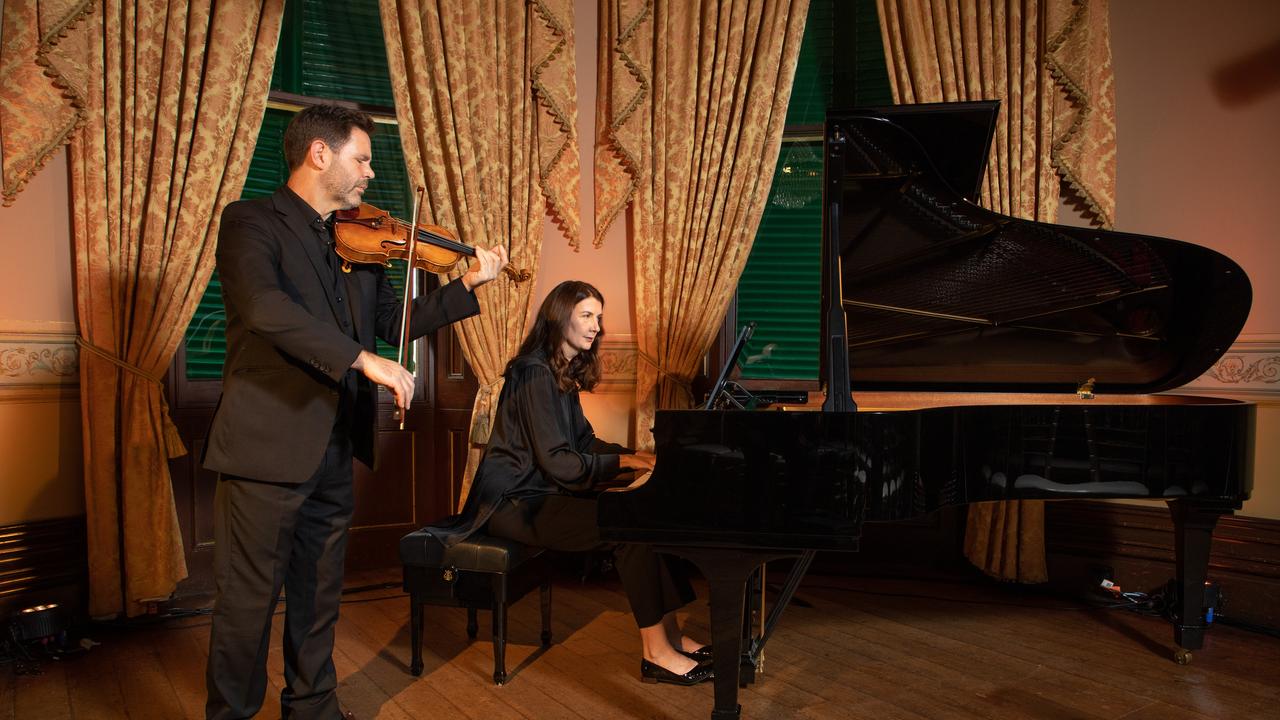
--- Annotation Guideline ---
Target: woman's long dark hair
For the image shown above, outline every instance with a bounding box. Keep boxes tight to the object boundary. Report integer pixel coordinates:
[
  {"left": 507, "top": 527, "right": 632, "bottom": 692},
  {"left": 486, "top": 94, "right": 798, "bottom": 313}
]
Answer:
[{"left": 511, "top": 280, "right": 605, "bottom": 392}]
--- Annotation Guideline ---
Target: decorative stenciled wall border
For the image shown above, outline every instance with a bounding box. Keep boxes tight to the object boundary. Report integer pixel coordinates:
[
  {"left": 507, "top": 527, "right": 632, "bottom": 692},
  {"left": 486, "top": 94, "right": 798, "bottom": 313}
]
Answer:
[
  {"left": 595, "top": 334, "right": 638, "bottom": 393},
  {"left": 0, "top": 330, "right": 79, "bottom": 399},
  {"left": 1184, "top": 333, "right": 1280, "bottom": 399},
  {"left": 1, "top": 328, "right": 1270, "bottom": 400},
  {"left": 1, "top": 329, "right": 635, "bottom": 397},
  {"left": 596, "top": 333, "right": 1280, "bottom": 399}
]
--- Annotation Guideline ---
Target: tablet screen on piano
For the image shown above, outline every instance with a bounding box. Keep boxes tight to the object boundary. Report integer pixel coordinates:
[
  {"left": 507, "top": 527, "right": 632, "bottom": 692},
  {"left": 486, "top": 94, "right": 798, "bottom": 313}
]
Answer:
[{"left": 704, "top": 322, "right": 755, "bottom": 410}]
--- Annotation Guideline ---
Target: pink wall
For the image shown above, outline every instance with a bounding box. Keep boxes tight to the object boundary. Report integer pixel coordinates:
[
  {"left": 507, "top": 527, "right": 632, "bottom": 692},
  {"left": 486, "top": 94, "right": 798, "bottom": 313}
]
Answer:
[
  {"left": 0, "top": 148, "right": 84, "bottom": 524},
  {"left": 1111, "top": 0, "right": 1280, "bottom": 335},
  {"left": 0, "top": 150, "right": 76, "bottom": 329}
]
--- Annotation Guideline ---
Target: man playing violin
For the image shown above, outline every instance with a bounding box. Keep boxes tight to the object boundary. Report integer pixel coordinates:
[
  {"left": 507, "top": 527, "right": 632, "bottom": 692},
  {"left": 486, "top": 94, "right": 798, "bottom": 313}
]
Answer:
[{"left": 203, "top": 103, "right": 508, "bottom": 720}]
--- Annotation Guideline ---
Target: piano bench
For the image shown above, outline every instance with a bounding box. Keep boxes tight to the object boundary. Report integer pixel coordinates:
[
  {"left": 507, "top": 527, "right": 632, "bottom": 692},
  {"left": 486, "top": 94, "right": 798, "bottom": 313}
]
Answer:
[{"left": 398, "top": 529, "right": 552, "bottom": 685}]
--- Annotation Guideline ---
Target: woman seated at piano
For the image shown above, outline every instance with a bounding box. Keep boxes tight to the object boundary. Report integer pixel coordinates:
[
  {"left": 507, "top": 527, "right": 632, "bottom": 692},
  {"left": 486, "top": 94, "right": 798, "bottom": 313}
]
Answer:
[{"left": 429, "top": 280, "right": 712, "bottom": 686}]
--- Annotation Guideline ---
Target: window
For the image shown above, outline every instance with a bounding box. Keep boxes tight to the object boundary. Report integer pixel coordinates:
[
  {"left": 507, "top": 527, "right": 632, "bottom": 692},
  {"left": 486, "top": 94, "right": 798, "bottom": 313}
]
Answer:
[
  {"left": 183, "top": 0, "right": 413, "bottom": 379},
  {"left": 733, "top": 0, "right": 892, "bottom": 381}
]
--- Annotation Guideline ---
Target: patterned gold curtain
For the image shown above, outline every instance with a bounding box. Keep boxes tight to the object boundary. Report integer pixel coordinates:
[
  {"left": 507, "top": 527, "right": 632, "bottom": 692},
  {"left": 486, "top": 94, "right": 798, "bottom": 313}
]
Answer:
[
  {"left": 69, "top": 0, "right": 283, "bottom": 617},
  {"left": 379, "top": 0, "right": 580, "bottom": 509},
  {"left": 876, "top": 0, "right": 1116, "bottom": 581},
  {"left": 596, "top": 0, "right": 810, "bottom": 448},
  {"left": 0, "top": 0, "right": 93, "bottom": 205}
]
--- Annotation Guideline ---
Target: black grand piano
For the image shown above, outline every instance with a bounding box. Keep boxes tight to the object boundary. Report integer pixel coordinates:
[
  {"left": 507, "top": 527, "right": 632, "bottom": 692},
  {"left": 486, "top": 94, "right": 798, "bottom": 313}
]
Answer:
[{"left": 597, "top": 102, "right": 1255, "bottom": 720}]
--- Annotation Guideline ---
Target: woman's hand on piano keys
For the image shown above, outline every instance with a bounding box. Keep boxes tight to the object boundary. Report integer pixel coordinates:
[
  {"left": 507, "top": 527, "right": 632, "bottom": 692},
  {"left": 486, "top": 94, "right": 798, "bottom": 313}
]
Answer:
[{"left": 619, "top": 451, "right": 656, "bottom": 472}]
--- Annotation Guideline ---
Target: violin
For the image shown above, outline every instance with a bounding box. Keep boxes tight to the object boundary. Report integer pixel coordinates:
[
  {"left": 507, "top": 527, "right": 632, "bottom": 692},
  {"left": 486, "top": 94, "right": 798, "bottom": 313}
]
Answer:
[
  {"left": 332, "top": 202, "right": 530, "bottom": 282},
  {"left": 333, "top": 195, "right": 527, "bottom": 429}
]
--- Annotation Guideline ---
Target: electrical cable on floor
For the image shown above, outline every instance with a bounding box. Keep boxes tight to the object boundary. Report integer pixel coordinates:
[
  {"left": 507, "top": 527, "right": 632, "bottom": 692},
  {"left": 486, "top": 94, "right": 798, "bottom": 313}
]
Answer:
[
  {"left": 783, "top": 581, "right": 1101, "bottom": 611},
  {"left": 1214, "top": 615, "right": 1280, "bottom": 640},
  {"left": 781, "top": 577, "right": 1280, "bottom": 639},
  {"left": 0, "top": 624, "right": 85, "bottom": 676},
  {"left": 340, "top": 581, "right": 401, "bottom": 595},
  {"left": 340, "top": 593, "right": 408, "bottom": 605}
]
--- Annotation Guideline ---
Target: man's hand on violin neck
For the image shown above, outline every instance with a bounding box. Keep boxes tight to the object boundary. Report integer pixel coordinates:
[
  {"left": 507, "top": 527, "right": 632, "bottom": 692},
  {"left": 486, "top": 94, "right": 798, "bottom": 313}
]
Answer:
[
  {"left": 461, "top": 245, "right": 510, "bottom": 292},
  {"left": 352, "top": 350, "right": 415, "bottom": 411}
]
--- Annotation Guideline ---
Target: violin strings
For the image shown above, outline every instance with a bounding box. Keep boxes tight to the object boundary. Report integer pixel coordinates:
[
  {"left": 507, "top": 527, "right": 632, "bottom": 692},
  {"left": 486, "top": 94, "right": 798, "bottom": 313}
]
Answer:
[{"left": 390, "top": 218, "right": 474, "bottom": 254}]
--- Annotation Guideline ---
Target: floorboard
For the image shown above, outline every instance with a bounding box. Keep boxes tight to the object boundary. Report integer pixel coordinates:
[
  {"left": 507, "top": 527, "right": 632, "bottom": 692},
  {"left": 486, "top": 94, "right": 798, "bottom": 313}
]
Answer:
[{"left": 3, "top": 571, "right": 1278, "bottom": 719}]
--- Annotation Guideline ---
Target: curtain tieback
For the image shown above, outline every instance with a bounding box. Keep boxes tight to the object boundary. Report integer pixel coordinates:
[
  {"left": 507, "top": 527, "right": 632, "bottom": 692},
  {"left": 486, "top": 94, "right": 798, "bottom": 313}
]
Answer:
[
  {"left": 469, "top": 376, "right": 506, "bottom": 445},
  {"left": 636, "top": 350, "right": 695, "bottom": 402},
  {"left": 75, "top": 338, "right": 188, "bottom": 459}
]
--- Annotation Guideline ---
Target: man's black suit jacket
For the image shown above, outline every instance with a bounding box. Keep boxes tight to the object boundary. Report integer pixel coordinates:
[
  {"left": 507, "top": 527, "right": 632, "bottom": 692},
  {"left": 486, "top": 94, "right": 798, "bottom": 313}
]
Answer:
[{"left": 203, "top": 187, "right": 480, "bottom": 484}]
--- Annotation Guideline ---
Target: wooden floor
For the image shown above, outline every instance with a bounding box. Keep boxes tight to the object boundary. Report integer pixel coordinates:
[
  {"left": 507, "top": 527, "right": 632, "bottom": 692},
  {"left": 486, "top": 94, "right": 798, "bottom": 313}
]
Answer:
[{"left": 3, "top": 570, "right": 1279, "bottom": 720}]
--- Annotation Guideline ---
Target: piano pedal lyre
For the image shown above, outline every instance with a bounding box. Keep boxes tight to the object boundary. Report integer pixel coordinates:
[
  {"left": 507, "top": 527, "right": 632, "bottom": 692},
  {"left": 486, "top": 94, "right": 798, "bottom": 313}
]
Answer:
[
  {"left": 757, "top": 564, "right": 766, "bottom": 675},
  {"left": 738, "top": 563, "right": 768, "bottom": 688}
]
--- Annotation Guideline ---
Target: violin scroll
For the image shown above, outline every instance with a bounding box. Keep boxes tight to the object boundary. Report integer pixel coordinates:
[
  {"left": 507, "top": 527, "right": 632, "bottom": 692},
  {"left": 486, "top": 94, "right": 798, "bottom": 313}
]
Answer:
[{"left": 504, "top": 266, "right": 532, "bottom": 283}]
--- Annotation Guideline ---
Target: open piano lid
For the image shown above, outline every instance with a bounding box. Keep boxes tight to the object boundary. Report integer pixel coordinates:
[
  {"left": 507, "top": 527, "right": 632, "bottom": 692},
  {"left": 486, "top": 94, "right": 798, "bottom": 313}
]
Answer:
[{"left": 823, "top": 102, "right": 1252, "bottom": 395}]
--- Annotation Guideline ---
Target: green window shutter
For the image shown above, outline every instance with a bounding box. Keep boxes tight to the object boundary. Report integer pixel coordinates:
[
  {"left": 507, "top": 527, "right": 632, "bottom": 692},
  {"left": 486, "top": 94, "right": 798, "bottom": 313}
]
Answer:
[
  {"left": 184, "top": 0, "right": 413, "bottom": 380},
  {"left": 736, "top": 141, "right": 824, "bottom": 380},
  {"left": 783, "top": 0, "right": 834, "bottom": 126},
  {"left": 184, "top": 272, "right": 229, "bottom": 380},
  {"left": 736, "top": 0, "right": 892, "bottom": 381},
  {"left": 271, "top": 0, "right": 396, "bottom": 108},
  {"left": 241, "top": 108, "right": 293, "bottom": 199},
  {"left": 836, "top": 0, "right": 894, "bottom": 108}
]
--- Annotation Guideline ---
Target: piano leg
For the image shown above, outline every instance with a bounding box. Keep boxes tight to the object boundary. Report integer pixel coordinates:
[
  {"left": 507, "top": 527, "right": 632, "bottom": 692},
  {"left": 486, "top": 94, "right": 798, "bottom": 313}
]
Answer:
[
  {"left": 1167, "top": 499, "right": 1238, "bottom": 662},
  {"left": 657, "top": 546, "right": 799, "bottom": 720}
]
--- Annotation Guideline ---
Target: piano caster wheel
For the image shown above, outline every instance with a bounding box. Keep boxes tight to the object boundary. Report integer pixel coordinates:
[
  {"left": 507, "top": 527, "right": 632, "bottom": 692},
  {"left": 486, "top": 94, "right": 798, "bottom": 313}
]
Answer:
[{"left": 1174, "top": 649, "right": 1193, "bottom": 665}]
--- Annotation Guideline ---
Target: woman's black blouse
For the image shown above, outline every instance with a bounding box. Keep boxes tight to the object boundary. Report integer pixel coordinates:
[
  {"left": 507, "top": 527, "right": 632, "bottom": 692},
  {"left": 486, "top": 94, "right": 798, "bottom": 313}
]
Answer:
[{"left": 427, "top": 349, "right": 626, "bottom": 547}]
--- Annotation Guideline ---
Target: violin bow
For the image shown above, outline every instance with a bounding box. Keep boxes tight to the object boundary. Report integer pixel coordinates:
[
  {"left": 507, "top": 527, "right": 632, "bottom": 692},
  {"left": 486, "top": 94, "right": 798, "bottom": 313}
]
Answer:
[{"left": 395, "top": 185, "right": 426, "bottom": 429}]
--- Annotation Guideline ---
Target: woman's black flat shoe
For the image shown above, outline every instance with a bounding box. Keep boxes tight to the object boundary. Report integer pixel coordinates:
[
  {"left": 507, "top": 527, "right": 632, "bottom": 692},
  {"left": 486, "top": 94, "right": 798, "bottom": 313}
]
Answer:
[
  {"left": 640, "top": 658, "right": 713, "bottom": 686},
  {"left": 680, "top": 646, "right": 713, "bottom": 662}
]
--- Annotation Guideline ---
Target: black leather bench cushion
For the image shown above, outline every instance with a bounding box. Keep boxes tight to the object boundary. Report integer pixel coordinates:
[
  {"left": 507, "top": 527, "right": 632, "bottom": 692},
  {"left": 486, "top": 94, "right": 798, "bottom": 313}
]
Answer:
[{"left": 400, "top": 528, "right": 543, "bottom": 574}]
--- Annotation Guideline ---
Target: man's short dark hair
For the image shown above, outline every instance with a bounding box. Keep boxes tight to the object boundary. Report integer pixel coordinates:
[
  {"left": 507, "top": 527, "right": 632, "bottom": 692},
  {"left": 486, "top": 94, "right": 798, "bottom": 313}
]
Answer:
[{"left": 282, "top": 103, "right": 376, "bottom": 171}]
